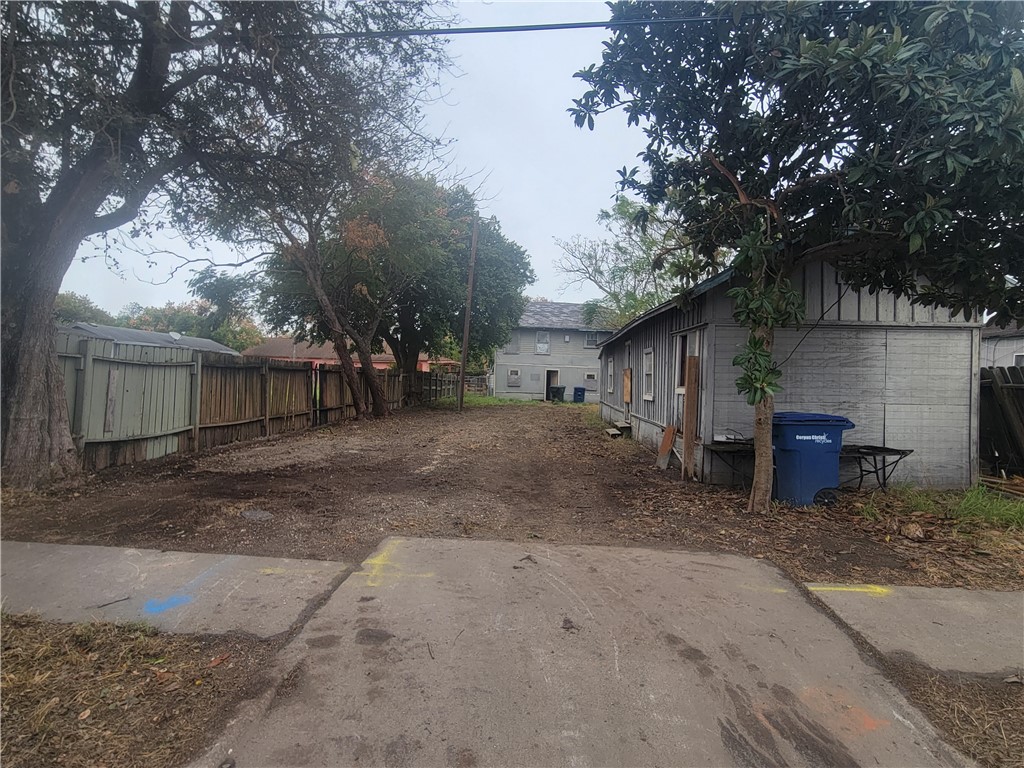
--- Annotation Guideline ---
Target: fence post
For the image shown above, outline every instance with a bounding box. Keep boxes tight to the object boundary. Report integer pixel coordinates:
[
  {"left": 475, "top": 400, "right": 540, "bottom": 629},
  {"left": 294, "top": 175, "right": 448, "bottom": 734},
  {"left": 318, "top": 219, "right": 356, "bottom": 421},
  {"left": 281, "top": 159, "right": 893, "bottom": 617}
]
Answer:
[
  {"left": 307, "top": 362, "right": 315, "bottom": 428},
  {"left": 71, "top": 337, "right": 94, "bottom": 453},
  {"left": 190, "top": 350, "right": 202, "bottom": 451},
  {"left": 261, "top": 359, "right": 270, "bottom": 436}
]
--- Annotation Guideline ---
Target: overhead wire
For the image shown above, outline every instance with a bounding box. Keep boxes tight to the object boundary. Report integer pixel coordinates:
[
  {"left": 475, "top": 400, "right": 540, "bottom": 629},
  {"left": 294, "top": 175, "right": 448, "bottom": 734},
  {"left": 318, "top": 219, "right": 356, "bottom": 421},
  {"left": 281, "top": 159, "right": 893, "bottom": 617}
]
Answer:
[{"left": 20, "top": 15, "right": 726, "bottom": 48}]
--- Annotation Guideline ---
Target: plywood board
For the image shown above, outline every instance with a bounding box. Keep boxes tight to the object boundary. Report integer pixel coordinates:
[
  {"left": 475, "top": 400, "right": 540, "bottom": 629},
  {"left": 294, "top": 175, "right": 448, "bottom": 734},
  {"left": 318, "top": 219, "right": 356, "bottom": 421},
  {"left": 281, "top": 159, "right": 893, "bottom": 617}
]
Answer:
[
  {"left": 656, "top": 425, "right": 677, "bottom": 470},
  {"left": 623, "top": 368, "right": 632, "bottom": 404}
]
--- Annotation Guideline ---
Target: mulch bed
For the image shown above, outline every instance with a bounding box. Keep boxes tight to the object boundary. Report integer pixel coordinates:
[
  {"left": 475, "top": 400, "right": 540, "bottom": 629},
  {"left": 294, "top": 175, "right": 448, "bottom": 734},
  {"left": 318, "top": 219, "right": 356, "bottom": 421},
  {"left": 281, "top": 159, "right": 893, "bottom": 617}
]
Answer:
[
  {"left": 887, "top": 655, "right": 1024, "bottom": 768},
  {"left": 1, "top": 614, "right": 272, "bottom": 768}
]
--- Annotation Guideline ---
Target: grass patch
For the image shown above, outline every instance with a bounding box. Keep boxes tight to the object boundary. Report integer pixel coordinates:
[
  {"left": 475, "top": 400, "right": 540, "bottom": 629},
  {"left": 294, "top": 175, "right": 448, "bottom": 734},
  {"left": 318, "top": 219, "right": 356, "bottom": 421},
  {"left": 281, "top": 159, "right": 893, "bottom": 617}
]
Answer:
[
  {"left": 952, "top": 485, "right": 1024, "bottom": 529},
  {"left": 1, "top": 613, "right": 268, "bottom": 768},
  {"left": 887, "top": 484, "right": 1024, "bottom": 530},
  {"left": 430, "top": 393, "right": 556, "bottom": 410}
]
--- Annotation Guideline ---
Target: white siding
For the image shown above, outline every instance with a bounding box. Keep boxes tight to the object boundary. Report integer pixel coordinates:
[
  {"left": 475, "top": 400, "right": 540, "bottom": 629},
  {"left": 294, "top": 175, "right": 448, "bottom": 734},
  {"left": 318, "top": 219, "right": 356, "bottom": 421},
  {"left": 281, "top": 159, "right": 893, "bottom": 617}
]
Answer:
[{"left": 710, "top": 325, "right": 976, "bottom": 487}]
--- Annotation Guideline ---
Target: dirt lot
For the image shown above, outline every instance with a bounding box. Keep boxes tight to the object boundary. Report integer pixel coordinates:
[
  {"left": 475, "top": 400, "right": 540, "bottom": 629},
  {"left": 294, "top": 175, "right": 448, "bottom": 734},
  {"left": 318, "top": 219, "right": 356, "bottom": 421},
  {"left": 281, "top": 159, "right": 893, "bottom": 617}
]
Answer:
[
  {"left": 3, "top": 402, "right": 1023, "bottom": 767},
  {"left": 4, "top": 402, "right": 1022, "bottom": 590}
]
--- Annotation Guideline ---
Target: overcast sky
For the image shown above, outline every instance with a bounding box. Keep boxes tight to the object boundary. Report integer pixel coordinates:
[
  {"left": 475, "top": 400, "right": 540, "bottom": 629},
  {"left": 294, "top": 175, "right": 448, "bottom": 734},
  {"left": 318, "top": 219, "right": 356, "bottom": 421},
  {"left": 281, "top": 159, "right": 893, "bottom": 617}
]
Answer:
[{"left": 60, "top": 0, "right": 647, "bottom": 316}]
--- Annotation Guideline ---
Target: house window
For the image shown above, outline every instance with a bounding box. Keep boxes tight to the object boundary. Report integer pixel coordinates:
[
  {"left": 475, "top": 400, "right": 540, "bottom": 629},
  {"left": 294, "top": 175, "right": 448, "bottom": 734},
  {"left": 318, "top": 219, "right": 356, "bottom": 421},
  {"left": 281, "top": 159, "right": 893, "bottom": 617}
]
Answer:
[
  {"left": 676, "top": 335, "right": 689, "bottom": 391},
  {"left": 507, "top": 368, "right": 521, "bottom": 387},
  {"left": 502, "top": 332, "right": 519, "bottom": 354},
  {"left": 607, "top": 357, "right": 615, "bottom": 393},
  {"left": 584, "top": 331, "right": 600, "bottom": 348},
  {"left": 642, "top": 348, "right": 654, "bottom": 401},
  {"left": 1015, "top": 353, "right": 1024, "bottom": 367},
  {"left": 585, "top": 371, "right": 598, "bottom": 391},
  {"left": 536, "top": 331, "right": 550, "bottom": 354}
]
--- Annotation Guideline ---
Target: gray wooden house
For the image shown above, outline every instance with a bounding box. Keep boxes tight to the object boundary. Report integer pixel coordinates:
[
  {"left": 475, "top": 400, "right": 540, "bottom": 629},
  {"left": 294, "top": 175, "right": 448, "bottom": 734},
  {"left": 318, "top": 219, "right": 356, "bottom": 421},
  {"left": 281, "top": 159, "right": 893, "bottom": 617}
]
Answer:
[
  {"left": 492, "top": 301, "right": 615, "bottom": 402},
  {"left": 598, "top": 265, "right": 981, "bottom": 489}
]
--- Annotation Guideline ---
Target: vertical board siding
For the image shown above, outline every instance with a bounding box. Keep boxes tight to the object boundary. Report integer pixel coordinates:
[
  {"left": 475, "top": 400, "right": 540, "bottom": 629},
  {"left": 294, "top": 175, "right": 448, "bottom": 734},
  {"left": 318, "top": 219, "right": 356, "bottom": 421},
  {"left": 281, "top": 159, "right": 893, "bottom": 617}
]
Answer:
[
  {"left": 56, "top": 329, "right": 458, "bottom": 472},
  {"left": 598, "top": 296, "right": 707, "bottom": 436}
]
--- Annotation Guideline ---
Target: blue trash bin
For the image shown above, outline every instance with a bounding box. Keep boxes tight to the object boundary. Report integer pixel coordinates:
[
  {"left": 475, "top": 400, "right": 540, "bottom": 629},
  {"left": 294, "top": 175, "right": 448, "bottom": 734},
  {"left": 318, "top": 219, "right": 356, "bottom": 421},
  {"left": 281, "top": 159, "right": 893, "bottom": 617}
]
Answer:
[
  {"left": 772, "top": 412, "right": 854, "bottom": 506},
  {"left": 572, "top": 386, "right": 586, "bottom": 403}
]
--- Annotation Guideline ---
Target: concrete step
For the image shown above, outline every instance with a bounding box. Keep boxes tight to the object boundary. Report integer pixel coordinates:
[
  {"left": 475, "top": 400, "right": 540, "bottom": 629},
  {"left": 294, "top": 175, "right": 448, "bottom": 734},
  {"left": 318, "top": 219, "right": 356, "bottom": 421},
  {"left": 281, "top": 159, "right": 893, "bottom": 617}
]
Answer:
[
  {"left": 605, "top": 428, "right": 622, "bottom": 438},
  {"left": 613, "top": 421, "right": 632, "bottom": 433}
]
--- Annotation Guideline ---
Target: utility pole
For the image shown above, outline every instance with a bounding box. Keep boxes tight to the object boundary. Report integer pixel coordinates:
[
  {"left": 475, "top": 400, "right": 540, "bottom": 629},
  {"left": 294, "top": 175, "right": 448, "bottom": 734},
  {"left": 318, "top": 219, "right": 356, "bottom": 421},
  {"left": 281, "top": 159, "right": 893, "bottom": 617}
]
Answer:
[{"left": 458, "top": 217, "right": 479, "bottom": 412}]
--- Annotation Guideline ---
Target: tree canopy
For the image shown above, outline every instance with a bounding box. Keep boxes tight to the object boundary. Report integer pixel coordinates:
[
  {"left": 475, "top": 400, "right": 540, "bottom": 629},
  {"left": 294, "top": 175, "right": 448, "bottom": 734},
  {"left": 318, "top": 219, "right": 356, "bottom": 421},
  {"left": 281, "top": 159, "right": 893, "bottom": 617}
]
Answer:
[
  {"left": 554, "top": 195, "right": 684, "bottom": 327},
  {"left": 53, "top": 292, "right": 116, "bottom": 326},
  {"left": 260, "top": 174, "right": 534, "bottom": 393},
  {"left": 573, "top": 1, "right": 1024, "bottom": 322}
]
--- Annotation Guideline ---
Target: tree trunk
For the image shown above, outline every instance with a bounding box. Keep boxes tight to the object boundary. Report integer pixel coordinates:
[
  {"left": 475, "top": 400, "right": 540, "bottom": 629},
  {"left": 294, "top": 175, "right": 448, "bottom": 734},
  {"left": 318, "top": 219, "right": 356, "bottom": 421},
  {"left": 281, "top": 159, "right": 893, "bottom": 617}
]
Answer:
[
  {"left": 747, "top": 328, "right": 776, "bottom": 513},
  {"left": 353, "top": 343, "right": 389, "bottom": 418},
  {"left": 748, "top": 394, "right": 776, "bottom": 513},
  {"left": 400, "top": 350, "right": 422, "bottom": 406},
  {"left": 1, "top": 242, "right": 83, "bottom": 488},
  {"left": 328, "top": 334, "right": 366, "bottom": 419}
]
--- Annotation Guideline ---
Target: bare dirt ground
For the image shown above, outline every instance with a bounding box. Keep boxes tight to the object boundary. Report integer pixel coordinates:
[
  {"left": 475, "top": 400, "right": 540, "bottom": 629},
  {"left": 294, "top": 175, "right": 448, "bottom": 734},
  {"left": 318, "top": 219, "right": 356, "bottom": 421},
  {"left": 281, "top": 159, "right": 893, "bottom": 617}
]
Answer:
[
  {"left": 3, "top": 402, "right": 1023, "bottom": 767},
  {"left": 4, "top": 402, "right": 1022, "bottom": 590}
]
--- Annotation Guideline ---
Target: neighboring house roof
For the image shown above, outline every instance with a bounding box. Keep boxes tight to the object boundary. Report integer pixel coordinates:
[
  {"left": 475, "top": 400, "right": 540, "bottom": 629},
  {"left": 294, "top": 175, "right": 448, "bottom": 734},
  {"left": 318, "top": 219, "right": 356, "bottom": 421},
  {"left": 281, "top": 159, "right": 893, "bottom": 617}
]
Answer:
[
  {"left": 598, "top": 268, "right": 736, "bottom": 349},
  {"left": 243, "top": 336, "right": 459, "bottom": 368},
  {"left": 982, "top": 323, "right": 1024, "bottom": 340},
  {"left": 243, "top": 337, "right": 339, "bottom": 360},
  {"left": 518, "top": 301, "right": 617, "bottom": 332},
  {"left": 62, "top": 322, "right": 240, "bottom": 355}
]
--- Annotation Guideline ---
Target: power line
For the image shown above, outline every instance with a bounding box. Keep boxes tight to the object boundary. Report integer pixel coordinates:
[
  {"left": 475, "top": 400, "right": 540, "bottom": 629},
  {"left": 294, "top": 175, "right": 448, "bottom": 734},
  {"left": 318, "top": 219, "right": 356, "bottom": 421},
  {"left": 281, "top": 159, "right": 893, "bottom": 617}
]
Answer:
[{"left": 20, "top": 15, "right": 723, "bottom": 48}]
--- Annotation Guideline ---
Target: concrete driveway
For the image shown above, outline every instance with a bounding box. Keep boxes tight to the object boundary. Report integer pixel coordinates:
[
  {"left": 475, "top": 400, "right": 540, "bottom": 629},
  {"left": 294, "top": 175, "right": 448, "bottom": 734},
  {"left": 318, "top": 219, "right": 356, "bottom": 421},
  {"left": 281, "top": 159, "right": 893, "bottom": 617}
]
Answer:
[{"left": 196, "top": 538, "right": 968, "bottom": 768}]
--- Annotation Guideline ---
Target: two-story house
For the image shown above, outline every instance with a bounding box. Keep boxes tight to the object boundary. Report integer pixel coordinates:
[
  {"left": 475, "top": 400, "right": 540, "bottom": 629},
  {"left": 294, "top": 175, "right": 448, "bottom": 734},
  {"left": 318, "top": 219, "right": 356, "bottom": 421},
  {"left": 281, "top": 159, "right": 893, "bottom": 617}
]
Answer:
[{"left": 492, "top": 301, "right": 616, "bottom": 402}]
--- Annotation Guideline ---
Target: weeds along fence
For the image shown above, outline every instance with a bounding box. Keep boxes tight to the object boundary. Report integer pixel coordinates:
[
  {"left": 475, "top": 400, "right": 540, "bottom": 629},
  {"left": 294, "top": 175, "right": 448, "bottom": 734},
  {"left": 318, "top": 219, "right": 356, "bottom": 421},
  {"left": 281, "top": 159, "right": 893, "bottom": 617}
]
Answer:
[{"left": 56, "top": 329, "right": 459, "bottom": 471}]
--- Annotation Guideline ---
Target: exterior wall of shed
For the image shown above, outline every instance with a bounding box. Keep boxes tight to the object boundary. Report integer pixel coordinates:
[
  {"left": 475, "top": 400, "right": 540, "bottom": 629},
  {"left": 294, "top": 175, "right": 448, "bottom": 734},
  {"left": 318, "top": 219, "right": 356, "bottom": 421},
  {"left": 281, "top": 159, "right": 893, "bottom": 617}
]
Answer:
[
  {"left": 703, "top": 262, "right": 979, "bottom": 489},
  {"left": 600, "top": 262, "right": 980, "bottom": 490},
  {"left": 981, "top": 337, "right": 1024, "bottom": 367},
  {"left": 494, "top": 328, "right": 607, "bottom": 401},
  {"left": 599, "top": 297, "right": 707, "bottom": 468}
]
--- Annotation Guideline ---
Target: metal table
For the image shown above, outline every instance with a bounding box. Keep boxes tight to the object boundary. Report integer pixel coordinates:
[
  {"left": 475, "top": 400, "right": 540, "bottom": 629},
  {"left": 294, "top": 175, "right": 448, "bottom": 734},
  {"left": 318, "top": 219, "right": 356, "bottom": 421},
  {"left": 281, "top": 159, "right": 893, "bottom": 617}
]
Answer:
[{"left": 703, "top": 441, "right": 913, "bottom": 491}]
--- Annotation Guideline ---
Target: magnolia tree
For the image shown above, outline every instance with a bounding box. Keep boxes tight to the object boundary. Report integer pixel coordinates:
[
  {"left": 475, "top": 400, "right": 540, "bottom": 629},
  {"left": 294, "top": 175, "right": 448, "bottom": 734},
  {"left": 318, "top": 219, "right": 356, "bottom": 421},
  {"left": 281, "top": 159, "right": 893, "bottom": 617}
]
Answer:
[
  {"left": 1, "top": 1, "right": 448, "bottom": 486},
  {"left": 573, "top": 0, "right": 1024, "bottom": 511}
]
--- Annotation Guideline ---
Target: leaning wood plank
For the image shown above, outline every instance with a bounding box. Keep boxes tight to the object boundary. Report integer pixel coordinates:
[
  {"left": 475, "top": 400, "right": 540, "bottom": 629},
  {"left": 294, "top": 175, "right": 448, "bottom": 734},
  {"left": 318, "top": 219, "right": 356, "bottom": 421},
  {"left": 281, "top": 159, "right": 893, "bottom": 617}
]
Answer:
[
  {"left": 681, "top": 356, "right": 701, "bottom": 480},
  {"left": 656, "top": 425, "right": 677, "bottom": 470}
]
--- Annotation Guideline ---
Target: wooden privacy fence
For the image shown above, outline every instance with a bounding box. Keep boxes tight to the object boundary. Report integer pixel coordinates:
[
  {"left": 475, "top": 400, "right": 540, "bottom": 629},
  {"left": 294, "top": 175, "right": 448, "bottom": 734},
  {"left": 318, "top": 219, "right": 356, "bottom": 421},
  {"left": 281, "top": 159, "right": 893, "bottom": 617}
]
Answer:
[
  {"left": 979, "top": 366, "right": 1024, "bottom": 477},
  {"left": 56, "top": 329, "right": 459, "bottom": 471}
]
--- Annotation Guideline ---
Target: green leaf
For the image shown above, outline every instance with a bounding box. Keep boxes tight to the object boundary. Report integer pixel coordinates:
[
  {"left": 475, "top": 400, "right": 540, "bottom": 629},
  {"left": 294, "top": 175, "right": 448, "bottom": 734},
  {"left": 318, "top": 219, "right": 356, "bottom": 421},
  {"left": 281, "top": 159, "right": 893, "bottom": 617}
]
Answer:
[
  {"left": 1011, "top": 68, "right": 1024, "bottom": 103},
  {"left": 909, "top": 233, "right": 923, "bottom": 254}
]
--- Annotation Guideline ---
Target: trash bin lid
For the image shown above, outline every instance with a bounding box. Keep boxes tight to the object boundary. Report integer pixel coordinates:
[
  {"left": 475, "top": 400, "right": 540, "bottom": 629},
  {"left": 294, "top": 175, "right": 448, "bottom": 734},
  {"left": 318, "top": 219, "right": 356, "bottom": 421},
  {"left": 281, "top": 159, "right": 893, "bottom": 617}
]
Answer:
[{"left": 773, "top": 411, "right": 854, "bottom": 428}]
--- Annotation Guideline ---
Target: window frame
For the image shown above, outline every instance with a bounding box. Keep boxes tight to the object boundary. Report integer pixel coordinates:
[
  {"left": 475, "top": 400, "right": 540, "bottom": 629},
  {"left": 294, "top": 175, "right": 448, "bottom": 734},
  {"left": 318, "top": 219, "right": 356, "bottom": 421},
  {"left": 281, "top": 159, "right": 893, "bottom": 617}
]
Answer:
[
  {"left": 535, "top": 330, "right": 550, "bottom": 355},
  {"left": 607, "top": 357, "right": 615, "bottom": 394},
  {"left": 584, "top": 331, "right": 600, "bottom": 349},
  {"left": 642, "top": 347, "right": 655, "bottom": 401},
  {"left": 1014, "top": 353, "right": 1024, "bottom": 367},
  {"left": 675, "top": 335, "right": 689, "bottom": 393},
  {"left": 506, "top": 367, "right": 521, "bottom": 387}
]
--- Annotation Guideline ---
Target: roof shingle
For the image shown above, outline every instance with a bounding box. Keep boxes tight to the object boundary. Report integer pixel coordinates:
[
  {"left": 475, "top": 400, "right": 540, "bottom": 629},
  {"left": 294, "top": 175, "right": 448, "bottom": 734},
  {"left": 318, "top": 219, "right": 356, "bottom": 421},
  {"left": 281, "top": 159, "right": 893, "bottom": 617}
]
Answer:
[{"left": 518, "top": 301, "right": 616, "bottom": 331}]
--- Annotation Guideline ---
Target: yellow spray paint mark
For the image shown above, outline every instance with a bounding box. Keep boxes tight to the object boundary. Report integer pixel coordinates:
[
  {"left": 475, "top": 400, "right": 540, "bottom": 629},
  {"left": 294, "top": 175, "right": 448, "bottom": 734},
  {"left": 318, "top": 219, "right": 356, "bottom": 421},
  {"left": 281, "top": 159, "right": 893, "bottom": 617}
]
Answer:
[
  {"left": 809, "top": 584, "right": 892, "bottom": 597},
  {"left": 353, "top": 541, "right": 434, "bottom": 587},
  {"left": 259, "top": 567, "right": 286, "bottom": 575}
]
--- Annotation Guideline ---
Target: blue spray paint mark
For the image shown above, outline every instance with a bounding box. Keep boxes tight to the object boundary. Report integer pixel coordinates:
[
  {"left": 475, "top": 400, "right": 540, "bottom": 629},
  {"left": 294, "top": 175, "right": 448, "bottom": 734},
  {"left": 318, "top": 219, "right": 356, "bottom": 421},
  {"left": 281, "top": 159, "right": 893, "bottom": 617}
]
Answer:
[
  {"left": 144, "top": 594, "right": 193, "bottom": 614},
  {"left": 140, "top": 555, "right": 240, "bottom": 616}
]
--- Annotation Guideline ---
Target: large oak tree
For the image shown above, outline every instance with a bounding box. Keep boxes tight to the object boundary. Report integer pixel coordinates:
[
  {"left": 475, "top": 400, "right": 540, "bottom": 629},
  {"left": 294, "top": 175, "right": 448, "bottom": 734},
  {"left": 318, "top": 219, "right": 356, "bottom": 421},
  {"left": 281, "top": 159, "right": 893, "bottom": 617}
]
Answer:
[{"left": 1, "top": 1, "right": 447, "bottom": 486}]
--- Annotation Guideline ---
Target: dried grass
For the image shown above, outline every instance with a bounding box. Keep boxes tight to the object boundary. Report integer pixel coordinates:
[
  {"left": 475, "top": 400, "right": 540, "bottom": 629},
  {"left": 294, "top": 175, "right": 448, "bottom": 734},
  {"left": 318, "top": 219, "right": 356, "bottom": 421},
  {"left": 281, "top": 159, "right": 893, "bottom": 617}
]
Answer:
[{"left": 1, "top": 613, "right": 270, "bottom": 768}]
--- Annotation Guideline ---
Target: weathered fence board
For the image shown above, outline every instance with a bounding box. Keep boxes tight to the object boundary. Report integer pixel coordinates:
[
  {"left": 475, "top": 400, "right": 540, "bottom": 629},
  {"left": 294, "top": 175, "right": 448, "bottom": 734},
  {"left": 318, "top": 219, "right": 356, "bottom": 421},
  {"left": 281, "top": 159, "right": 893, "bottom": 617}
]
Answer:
[
  {"left": 980, "top": 366, "right": 1024, "bottom": 477},
  {"left": 55, "top": 329, "right": 459, "bottom": 471}
]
